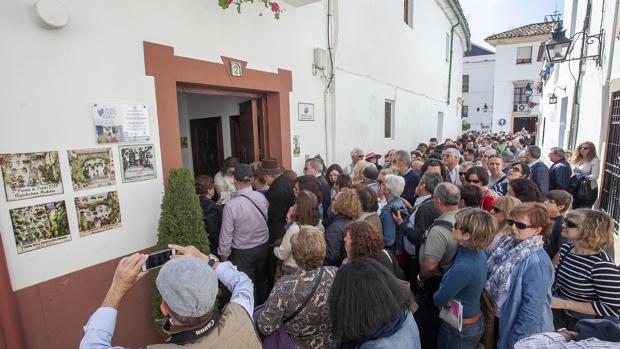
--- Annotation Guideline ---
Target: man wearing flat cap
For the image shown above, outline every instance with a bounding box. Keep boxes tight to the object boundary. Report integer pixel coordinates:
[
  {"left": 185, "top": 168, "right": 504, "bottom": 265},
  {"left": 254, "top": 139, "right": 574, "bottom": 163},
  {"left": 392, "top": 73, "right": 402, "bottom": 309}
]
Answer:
[
  {"left": 80, "top": 244, "right": 261, "bottom": 348},
  {"left": 218, "top": 163, "right": 270, "bottom": 305}
]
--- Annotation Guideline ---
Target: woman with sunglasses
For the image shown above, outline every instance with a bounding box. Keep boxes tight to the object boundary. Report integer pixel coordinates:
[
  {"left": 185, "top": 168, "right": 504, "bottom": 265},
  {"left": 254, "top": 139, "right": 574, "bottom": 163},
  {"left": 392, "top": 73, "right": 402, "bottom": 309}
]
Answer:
[
  {"left": 486, "top": 196, "right": 522, "bottom": 254},
  {"left": 433, "top": 208, "right": 496, "bottom": 349},
  {"left": 486, "top": 202, "right": 554, "bottom": 349},
  {"left": 552, "top": 209, "right": 620, "bottom": 330},
  {"left": 571, "top": 141, "right": 600, "bottom": 208},
  {"left": 491, "top": 162, "right": 530, "bottom": 196},
  {"left": 464, "top": 166, "right": 495, "bottom": 212}
]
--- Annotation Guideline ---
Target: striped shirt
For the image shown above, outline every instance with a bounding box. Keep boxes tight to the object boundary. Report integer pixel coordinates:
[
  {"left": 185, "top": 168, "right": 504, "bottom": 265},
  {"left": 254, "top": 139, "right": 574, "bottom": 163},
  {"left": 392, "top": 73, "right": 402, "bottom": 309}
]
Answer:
[{"left": 555, "top": 243, "right": 620, "bottom": 317}]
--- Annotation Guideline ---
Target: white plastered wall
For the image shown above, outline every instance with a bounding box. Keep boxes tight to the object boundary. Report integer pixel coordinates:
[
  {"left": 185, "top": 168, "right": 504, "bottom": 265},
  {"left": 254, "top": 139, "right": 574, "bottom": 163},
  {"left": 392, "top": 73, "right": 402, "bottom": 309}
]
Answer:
[{"left": 0, "top": 0, "right": 328, "bottom": 290}]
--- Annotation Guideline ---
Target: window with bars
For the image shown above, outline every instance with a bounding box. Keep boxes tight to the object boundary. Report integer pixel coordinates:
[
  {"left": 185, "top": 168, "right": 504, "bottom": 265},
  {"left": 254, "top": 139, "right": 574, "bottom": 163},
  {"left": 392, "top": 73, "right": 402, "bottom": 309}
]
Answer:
[
  {"left": 385, "top": 100, "right": 395, "bottom": 139},
  {"left": 462, "top": 75, "right": 469, "bottom": 92},
  {"left": 600, "top": 91, "right": 620, "bottom": 232},
  {"left": 516, "top": 46, "right": 532, "bottom": 64},
  {"left": 513, "top": 85, "right": 530, "bottom": 111}
]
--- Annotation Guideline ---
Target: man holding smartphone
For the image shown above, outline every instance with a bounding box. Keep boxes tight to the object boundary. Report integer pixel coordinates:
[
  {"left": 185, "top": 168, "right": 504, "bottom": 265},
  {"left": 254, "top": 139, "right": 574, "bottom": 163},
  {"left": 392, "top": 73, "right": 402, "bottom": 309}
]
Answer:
[{"left": 79, "top": 244, "right": 261, "bottom": 348}]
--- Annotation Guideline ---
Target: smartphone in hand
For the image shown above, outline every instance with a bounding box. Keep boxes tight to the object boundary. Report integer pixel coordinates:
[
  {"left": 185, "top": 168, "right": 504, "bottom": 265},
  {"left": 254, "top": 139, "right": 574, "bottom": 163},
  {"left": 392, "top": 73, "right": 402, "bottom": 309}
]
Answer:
[{"left": 141, "top": 249, "right": 175, "bottom": 272}]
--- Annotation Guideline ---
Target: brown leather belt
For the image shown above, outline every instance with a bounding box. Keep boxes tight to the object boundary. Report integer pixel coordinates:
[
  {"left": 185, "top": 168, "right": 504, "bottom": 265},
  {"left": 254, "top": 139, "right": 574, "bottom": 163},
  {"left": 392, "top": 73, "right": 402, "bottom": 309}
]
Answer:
[{"left": 462, "top": 312, "right": 482, "bottom": 325}]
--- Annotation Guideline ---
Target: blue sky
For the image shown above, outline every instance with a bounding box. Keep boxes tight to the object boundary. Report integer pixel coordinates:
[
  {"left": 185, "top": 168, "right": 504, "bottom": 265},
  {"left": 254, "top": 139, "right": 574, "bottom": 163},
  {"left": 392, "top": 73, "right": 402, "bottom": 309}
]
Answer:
[{"left": 460, "top": 0, "right": 564, "bottom": 50}]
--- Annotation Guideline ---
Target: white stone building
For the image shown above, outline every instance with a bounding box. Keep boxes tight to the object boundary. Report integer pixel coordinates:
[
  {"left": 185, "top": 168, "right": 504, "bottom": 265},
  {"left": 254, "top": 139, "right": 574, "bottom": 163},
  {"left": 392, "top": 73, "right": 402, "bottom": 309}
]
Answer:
[
  {"left": 462, "top": 44, "right": 495, "bottom": 131},
  {"left": 538, "top": 0, "right": 620, "bottom": 223},
  {"left": 0, "top": 0, "right": 470, "bottom": 347},
  {"left": 485, "top": 21, "right": 556, "bottom": 135}
]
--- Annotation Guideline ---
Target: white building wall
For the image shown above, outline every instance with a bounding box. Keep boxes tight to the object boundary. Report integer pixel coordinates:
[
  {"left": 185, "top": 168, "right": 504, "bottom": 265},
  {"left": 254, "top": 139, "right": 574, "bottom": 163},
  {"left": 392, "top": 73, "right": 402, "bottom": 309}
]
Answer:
[
  {"left": 491, "top": 40, "right": 547, "bottom": 132},
  {"left": 539, "top": 0, "right": 620, "bottom": 155},
  {"left": 0, "top": 0, "right": 469, "bottom": 290},
  {"left": 332, "top": 0, "right": 466, "bottom": 166},
  {"left": 463, "top": 54, "right": 495, "bottom": 131},
  {"left": 0, "top": 0, "right": 328, "bottom": 290}
]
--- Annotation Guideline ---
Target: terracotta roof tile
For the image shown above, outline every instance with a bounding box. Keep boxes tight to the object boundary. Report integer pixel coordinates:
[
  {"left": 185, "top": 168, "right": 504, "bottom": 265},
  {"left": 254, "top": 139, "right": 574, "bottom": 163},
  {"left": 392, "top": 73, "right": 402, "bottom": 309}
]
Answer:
[{"left": 485, "top": 21, "right": 558, "bottom": 41}]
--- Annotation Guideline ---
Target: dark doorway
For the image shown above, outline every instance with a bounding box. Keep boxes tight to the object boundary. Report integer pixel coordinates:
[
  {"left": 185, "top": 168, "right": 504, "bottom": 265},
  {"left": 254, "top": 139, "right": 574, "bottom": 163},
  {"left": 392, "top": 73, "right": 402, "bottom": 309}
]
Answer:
[
  {"left": 230, "top": 99, "right": 267, "bottom": 164},
  {"left": 513, "top": 116, "right": 538, "bottom": 133},
  {"left": 190, "top": 117, "right": 224, "bottom": 176}
]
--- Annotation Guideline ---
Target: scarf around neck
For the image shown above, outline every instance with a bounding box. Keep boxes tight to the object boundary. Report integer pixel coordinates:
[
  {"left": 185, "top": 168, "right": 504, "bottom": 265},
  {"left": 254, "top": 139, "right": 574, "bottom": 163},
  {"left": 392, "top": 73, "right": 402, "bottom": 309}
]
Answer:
[{"left": 485, "top": 235, "right": 543, "bottom": 302}]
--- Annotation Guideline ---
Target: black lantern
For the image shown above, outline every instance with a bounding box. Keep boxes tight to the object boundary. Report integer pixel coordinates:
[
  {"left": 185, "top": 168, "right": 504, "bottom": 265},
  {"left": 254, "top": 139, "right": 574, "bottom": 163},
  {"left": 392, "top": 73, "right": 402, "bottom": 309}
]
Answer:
[
  {"left": 545, "top": 23, "right": 571, "bottom": 63},
  {"left": 549, "top": 93, "right": 558, "bottom": 105}
]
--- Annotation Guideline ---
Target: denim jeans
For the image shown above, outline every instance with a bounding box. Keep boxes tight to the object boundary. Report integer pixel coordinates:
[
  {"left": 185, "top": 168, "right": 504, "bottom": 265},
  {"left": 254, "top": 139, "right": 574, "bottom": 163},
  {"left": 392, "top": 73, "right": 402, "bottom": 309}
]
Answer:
[{"left": 438, "top": 317, "right": 484, "bottom": 349}]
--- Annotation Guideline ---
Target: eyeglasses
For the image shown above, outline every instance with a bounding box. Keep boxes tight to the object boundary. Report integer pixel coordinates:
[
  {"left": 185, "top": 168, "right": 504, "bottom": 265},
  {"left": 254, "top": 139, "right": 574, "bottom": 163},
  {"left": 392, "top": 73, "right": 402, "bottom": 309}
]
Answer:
[
  {"left": 491, "top": 206, "right": 503, "bottom": 213},
  {"left": 466, "top": 178, "right": 481, "bottom": 184},
  {"left": 510, "top": 167, "right": 522, "bottom": 173},
  {"left": 565, "top": 219, "right": 579, "bottom": 229},
  {"left": 507, "top": 219, "right": 533, "bottom": 230},
  {"left": 580, "top": 146, "right": 590, "bottom": 150}
]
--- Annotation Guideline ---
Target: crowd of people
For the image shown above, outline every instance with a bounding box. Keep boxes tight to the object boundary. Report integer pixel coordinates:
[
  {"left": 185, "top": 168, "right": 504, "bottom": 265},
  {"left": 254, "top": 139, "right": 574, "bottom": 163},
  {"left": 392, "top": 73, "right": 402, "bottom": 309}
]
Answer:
[{"left": 80, "top": 130, "right": 619, "bottom": 349}]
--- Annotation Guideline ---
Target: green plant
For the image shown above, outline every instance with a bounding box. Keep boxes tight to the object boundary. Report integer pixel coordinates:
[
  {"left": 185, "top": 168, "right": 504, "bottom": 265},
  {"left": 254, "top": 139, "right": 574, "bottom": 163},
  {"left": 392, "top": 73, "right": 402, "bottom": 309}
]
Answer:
[
  {"left": 462, "top": 119, "right": 471, "bottom": 131},
  {"left": 218, "top": 0, "right": 283, "bottom": 19},
  {"left": 151, "top": 167, "right": 211, "bottom": 327}
]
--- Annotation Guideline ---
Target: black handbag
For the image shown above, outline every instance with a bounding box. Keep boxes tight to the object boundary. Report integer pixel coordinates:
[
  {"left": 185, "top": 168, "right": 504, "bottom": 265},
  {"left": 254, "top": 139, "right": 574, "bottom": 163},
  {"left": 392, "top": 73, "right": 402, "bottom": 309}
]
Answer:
[{"left": 576, "top": 178, "right": 596, "bottom": 201}]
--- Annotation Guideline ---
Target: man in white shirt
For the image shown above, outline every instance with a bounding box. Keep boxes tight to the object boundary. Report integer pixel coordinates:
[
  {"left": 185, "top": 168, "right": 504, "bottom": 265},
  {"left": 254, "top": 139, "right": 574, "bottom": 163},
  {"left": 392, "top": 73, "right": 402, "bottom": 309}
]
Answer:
[{"left": 441, "top": 148, "right": 461, "bottom": 186}]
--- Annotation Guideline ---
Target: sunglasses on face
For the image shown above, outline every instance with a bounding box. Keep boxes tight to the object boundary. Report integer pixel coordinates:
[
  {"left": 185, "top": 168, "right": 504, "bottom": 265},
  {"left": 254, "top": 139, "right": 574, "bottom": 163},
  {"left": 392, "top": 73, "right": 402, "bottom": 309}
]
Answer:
[
  {"left": 492, "top": 206, "right": 503, "bottom": 213},
  {"left": 510, "top": 167, "right": 522, "bottom": 173},
  {"left": 466, "top": 178, "right": 481, "bottom": 184},
  {"left": 565, "top": 219, "right": 579, "bottom": 229},
  {"left": 507, "top": 219, "right": 533, "bottom": 230}
]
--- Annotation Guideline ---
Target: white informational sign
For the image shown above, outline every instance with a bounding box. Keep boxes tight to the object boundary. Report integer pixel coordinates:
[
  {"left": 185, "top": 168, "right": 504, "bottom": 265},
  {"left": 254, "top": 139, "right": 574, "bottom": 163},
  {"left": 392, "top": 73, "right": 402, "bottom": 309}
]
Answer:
[
  {"left": 93, "top": 103, "right": 151, "bottom": 143},
  {"left": 298, "top": 103, "right": 315, "bottom": 121}
]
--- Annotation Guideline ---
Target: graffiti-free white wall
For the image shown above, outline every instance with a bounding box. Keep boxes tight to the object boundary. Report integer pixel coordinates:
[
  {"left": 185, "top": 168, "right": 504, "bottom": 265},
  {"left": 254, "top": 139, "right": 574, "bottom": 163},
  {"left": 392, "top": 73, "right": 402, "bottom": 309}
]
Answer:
[
  {"left": 463, "top": 52, "right": 495, "bottom": 131},
  {"left": 490, "top": 40, "right": 547, "bottom": 132}
]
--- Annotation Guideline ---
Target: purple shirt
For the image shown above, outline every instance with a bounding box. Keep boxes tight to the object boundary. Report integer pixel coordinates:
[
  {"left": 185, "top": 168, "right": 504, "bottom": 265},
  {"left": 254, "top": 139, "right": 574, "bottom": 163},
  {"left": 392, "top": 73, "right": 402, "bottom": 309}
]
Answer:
[{"left": 218, "top": 186, "right": 269, "bottom": 257}]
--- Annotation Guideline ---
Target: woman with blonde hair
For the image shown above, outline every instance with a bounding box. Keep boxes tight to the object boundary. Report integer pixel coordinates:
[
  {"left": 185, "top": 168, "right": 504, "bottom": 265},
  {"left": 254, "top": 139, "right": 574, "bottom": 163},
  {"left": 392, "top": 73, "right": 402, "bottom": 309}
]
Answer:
[
  {"left": 486, "top": 203, "right": 554, "bottom": 349},
  {"left": 323, "top": 189, "right": 361, "bottom": 266},
  {"left": 571, "top": 141, "right": 600, "bottom": 208},
  {"left": 552, "top": 209, "right": 620, "bottom": 330},
  {"left": 434, "top": 208, "right": 497, "bottom": 349},
  {"left": 486, "top": 196, "right": 522, "bottom": 254},
  {"left": 257, "top": 226, "right": 337, "bottom": 348}
]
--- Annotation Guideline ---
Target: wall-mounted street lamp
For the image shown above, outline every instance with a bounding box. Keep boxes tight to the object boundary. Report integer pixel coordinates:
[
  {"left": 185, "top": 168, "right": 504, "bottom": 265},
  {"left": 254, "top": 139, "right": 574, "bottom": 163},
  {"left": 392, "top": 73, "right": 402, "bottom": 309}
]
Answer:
[
  {"left": 545, "top": 22, "right": 602, "bottom": 64},
  {"left": 548, "top": 86, "right": 566, "bottom": 105}
]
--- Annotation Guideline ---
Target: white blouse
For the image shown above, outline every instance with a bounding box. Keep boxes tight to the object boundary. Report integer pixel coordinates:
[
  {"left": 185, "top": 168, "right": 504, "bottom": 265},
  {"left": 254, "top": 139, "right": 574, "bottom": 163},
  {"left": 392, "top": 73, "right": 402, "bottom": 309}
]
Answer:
[{"left": 573, "top": 158, "right": 600, "bottom": 189}]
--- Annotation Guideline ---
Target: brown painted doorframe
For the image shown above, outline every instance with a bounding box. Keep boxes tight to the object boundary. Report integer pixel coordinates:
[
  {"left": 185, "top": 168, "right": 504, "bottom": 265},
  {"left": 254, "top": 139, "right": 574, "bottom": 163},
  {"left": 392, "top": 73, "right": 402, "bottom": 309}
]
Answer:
[{"left": 143, "top": 41, "right": 292, "bottom": 181}]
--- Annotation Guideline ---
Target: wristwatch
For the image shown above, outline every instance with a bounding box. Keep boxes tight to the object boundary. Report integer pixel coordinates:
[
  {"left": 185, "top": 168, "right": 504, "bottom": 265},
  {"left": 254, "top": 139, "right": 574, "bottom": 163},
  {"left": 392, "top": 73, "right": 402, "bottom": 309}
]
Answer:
[{"left": 207, "top": 254, "right": 219, "bottom": 267}]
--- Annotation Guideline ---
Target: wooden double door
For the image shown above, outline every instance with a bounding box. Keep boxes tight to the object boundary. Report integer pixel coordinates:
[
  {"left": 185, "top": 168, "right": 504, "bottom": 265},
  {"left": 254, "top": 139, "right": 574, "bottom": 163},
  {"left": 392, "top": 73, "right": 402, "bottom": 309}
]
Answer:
[{"left": 190, "top": 98, "right": 267, "bottom": 176}]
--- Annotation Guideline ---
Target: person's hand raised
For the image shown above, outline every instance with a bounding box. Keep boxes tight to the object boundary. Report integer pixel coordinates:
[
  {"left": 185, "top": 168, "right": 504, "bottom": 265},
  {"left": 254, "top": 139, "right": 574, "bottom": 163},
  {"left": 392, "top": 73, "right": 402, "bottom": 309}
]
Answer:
[{"left": 110, "top": 253, "right": 148, "bottom": 294}]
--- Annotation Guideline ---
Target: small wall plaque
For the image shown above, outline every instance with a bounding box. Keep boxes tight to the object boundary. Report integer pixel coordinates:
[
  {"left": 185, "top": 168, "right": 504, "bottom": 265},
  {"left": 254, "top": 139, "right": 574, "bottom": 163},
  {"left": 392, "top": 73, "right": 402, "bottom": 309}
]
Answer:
[
  {"left": 230, "top": 61, "right": 243, "bottom": 77},
  {"left": 298, "top": 103, "right": 314, "bottom": 121}
]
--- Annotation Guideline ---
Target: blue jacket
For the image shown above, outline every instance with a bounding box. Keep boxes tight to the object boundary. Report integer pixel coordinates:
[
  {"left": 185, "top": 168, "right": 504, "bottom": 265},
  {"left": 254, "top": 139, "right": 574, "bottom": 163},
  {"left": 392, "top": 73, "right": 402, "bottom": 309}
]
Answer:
[
  {"left": 498, "top": 249, "right": 554, "bottom": 349},
  {"left": 401, "top": 169, "right": 420, "bottom": 206},
  {"left": 380, "top": 197, "right": 405, "bottom": 248},
  {"left": 529, "top": 161, "right": 550, "bottom": 195},
  {"left": 323, "top": 214, "right": 352, "bottom": 266},
  {"left": 360, "top": 311, "right": 421, "bottom": 349},
  {"left": 549, "top": 159, "right": 572, "bottom": 191}
]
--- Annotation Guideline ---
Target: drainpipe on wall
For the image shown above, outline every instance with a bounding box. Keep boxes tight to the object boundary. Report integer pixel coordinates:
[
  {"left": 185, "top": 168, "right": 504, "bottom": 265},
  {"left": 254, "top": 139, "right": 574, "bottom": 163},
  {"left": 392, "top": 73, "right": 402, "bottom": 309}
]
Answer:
[{"left": 447, "top": 22, "right": 460, "bottom": 106}]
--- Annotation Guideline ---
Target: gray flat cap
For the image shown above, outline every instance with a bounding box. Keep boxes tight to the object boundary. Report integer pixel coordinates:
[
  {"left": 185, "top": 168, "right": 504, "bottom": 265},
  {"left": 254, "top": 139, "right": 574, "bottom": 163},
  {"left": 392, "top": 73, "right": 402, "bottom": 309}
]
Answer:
[{"left": 156, "top": 256, "right": 218, "bottom": 318}]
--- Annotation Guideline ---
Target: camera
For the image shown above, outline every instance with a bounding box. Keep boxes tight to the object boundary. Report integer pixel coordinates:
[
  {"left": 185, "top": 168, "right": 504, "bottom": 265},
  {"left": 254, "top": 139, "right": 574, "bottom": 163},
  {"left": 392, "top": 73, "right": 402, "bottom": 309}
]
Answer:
[{"left": 390, "top": 205, "right": 408, "bottom": 218}]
